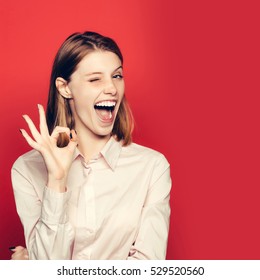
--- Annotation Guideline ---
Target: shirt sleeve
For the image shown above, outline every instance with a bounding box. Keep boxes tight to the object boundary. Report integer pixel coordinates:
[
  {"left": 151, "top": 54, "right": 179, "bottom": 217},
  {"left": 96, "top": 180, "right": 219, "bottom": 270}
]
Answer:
[
  {"left": 127, "top": 154, "right": 172, "bottom": 260},
  {"left": 11, "top": 157, "right": 75, "bottom": 260}
]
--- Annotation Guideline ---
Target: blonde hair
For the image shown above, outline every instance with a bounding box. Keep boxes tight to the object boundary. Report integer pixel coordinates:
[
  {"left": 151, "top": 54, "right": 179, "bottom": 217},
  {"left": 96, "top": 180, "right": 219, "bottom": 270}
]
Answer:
[{"left": 46, "top": 31, "right": 134, "bottom": 147}]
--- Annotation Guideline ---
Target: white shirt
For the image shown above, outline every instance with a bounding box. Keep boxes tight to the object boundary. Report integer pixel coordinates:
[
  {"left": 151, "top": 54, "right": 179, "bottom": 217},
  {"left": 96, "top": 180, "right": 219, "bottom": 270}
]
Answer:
[{"left": 11, "top": 137, "right": 172, "bottom": 259}]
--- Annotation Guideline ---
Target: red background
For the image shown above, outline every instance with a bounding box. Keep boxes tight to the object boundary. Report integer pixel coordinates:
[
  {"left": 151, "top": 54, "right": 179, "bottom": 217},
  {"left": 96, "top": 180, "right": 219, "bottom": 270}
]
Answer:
[{"left": 1, "top": 0, "right": 260, "bottom": 260}]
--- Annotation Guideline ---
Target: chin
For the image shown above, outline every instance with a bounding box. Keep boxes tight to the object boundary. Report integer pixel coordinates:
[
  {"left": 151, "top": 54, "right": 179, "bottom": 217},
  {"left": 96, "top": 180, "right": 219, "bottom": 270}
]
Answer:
[{"left": 95, "top": 128, "right": 113, "bottom": 138}]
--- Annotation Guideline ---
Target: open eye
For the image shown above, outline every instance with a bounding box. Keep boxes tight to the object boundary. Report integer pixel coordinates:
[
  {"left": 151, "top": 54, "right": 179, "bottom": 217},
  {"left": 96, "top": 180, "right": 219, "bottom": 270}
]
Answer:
[{"left": 113, "top": 74, "right": 123, "bottom": 79}]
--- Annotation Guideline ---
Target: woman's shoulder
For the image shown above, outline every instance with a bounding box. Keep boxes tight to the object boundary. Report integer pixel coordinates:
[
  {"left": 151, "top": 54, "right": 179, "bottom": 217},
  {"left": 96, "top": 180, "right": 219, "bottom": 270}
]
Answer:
[
  {"left": 121, "top": 142, "right": 171, "bottom": 186},
  {"left": 12, "top": 149, "right": 44, "bottom": 171},
  {"left": 122, "top": 141, "right": 170, "bottom": 166}
]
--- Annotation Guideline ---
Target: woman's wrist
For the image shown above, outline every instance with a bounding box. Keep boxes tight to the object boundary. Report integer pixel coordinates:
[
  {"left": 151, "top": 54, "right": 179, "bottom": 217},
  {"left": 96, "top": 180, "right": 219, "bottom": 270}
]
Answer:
[{"left": 47, "top": 176, "right": 68, "bottom": 192}]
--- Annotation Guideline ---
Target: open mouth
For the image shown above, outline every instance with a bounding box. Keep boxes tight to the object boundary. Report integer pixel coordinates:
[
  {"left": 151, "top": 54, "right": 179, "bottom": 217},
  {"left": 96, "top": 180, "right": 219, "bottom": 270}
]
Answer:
[{"left": 94, "top": 101, "right": 116, "bottom": 121}]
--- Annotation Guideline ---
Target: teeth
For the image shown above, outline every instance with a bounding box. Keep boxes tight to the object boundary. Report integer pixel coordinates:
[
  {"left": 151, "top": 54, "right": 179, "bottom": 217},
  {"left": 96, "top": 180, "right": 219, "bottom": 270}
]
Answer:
[{"left": 95, "top": 101, "right": 116, "bottom": 107}]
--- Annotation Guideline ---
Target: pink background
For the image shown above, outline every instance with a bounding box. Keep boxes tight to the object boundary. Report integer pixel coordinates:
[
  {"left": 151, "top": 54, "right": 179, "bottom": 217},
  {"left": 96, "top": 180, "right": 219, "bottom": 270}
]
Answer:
[{"left": 1, "top": 0, "right": 260, "bottom": 259}]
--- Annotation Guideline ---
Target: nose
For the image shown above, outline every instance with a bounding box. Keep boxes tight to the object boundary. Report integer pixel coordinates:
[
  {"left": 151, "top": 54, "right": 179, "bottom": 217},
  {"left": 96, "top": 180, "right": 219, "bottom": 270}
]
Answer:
[{"left": 103, "top": 79, "right": 117, "bottom": 96}]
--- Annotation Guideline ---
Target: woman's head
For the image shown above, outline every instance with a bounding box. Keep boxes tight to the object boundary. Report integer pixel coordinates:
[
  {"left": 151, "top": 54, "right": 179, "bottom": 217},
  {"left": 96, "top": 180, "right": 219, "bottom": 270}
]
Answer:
[{"left": 46, "top": 31, "right": 133, "bottom": 146}]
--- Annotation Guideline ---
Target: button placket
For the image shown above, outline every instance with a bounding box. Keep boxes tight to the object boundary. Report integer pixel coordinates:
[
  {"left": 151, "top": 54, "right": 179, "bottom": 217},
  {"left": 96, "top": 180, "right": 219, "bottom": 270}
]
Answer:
[{"left": 83, "top": 160, "right": 96, "bottom": 257}]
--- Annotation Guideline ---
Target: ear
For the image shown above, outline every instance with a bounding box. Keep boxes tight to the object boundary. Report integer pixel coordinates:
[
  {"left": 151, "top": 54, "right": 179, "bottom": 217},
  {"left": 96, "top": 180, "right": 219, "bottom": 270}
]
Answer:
[{"left": 55, "top": 77, "right": 72, "bottom": 99}]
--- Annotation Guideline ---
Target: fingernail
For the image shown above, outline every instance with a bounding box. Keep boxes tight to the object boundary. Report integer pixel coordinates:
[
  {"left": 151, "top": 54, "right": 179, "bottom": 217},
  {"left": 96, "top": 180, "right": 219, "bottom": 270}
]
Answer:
[
  {"left": 9, "top": 246, "right": 16, "bottom": 251},
  {"left": 37, "top": 104, "right": 40, "bottom": 109}
]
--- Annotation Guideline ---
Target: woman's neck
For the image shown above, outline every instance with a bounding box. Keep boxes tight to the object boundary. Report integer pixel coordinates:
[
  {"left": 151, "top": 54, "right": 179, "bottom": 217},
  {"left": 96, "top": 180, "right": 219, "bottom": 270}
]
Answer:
[{"left": 75, "top": 128, "right": 111, "bottom": 162}]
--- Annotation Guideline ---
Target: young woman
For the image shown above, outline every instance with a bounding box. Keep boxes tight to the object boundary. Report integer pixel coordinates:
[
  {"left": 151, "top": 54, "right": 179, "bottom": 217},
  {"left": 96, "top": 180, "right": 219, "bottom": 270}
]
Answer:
[{"left": 11, "top": 31, "right": 172, "bottom": 260}]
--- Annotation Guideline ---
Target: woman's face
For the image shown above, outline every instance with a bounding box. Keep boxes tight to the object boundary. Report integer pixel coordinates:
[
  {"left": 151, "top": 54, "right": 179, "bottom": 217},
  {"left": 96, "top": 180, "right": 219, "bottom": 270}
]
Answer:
[{"left": 66, "top": 50, "right": 124, "bottom": 138}]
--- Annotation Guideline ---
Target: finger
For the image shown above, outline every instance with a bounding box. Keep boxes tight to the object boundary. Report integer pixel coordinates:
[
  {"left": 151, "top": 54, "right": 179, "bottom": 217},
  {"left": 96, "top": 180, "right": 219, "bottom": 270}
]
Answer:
[
  {"left": 38, "top": 104, "right": 49, "bottom": 135},
  {"left": 51, "top": 126, "right": 70, "bottom": 142},
  {"left": 70, "top": 129, "right": 78, "bottom": 142},
  {"left": 11, "top": 250, "right": 29, "bottom": 260},
  {"left": 10, "top": 246, "right": 28, "bottom": 260},
  {"left": 9, "top": 246, "right": 17, "bottom": 252},
  {"left": 11, "top": 246, "right": 25, "bottom": 252},
  {"left": 9, "top": 246, "right": 24, "bottom": 253},
  {"left": 67, "top": 129, "right": 78, "bottom": 151},
  {"left": 22, "top": 114, "right": 41, "bottom": 142},
  {"left": 20, "top": 129, "right": 41, "bottom": 150},
  {"left": 23, "top": 249, "right": 29, "bottom": 259}
]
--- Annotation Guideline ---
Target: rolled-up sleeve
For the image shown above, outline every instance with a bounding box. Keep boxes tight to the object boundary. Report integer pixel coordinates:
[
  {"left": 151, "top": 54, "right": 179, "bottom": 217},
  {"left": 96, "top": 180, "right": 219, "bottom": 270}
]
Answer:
[{"left": 127, "top": 155, "right": 172, "bottom": 259}]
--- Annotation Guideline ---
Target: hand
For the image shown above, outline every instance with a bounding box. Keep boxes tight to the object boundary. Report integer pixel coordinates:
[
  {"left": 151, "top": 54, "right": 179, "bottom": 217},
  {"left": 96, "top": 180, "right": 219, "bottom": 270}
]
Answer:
[
  {"left": 20, "top": 104, "right": 78, "bottom": 192},
  {"left": 10, "top": 246, "right": 29, "bottom": 260}
]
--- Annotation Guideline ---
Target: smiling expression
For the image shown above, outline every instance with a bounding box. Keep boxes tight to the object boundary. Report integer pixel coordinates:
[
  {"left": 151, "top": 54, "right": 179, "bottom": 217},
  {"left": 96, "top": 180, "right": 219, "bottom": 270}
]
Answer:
[{"left": 65, "top": 50, "right": 125, "bottom": 139}]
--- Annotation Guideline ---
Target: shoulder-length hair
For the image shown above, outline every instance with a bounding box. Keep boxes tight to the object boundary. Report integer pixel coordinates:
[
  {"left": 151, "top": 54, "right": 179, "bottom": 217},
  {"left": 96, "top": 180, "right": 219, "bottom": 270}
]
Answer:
[{"left": 46, "top": 31, "right": 134, "bottom": 147}]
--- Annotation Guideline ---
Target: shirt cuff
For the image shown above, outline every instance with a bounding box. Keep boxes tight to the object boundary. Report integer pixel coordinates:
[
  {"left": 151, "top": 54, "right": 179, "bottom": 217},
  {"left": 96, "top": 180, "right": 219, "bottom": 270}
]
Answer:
[{"left": 41, "top": 186, "right": 71, "bottom": 225}]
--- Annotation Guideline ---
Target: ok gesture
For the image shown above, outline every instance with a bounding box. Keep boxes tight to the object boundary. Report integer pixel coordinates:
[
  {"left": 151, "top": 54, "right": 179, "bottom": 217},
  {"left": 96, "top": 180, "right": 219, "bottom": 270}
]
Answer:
[{"left": 20, "top": 104, "right": 77, "bottom": 192}]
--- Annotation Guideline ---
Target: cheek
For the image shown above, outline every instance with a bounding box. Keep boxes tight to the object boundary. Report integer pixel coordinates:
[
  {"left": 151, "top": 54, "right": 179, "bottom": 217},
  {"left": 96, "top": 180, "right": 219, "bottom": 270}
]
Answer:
[
  {"left": 69, "top": 95, "right": 93, "bottom": 117},
  {"left": 118, "top": 83, "right": 125, "bottom": 98},
  {"left": 70, "top": 86, "right": 95, "bottom": 106}
]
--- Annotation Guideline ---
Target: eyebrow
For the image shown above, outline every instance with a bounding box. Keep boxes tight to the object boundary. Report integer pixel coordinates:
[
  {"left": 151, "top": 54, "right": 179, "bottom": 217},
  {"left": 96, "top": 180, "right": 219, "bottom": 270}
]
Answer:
[{"left": 85, "top": 66, "right": 123, "bottom": 76}]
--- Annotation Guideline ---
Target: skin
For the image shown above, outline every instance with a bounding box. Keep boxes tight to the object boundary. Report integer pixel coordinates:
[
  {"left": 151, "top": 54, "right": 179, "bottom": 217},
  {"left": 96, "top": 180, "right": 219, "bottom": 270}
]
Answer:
[
  {"left": 15, "top": 51, "right": 124, "bottom": 259},
  {"left": 56, "top": 50, "right": 124, "bottom": 161},
  {"left": 10, "top": 246, "right": 28, "bottom": 260},
  {"left": 21, "top": 50, "right": 124, "bottom": 192}
]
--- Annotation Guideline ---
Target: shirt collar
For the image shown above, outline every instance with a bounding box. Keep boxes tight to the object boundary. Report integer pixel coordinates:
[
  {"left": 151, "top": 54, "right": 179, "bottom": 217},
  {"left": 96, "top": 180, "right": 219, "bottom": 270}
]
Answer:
[
  {"left": 100, "top": 137, "right": 122, "bottom": 171},
  {"left": 72, "top": 136, "right": 122, "bottom": 171}
]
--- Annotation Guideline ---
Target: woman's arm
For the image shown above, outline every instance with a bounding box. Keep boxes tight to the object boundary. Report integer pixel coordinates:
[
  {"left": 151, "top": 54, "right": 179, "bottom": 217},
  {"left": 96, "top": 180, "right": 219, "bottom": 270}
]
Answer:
[
  {"left": 127, "top": 155, "right": 172, "bottom": 260},
  {"left": 11, "top": 104, "right": 78, "bottom": 259},
  {"left": 11, "top": 160, "right": 75, "bottom": 259}
]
